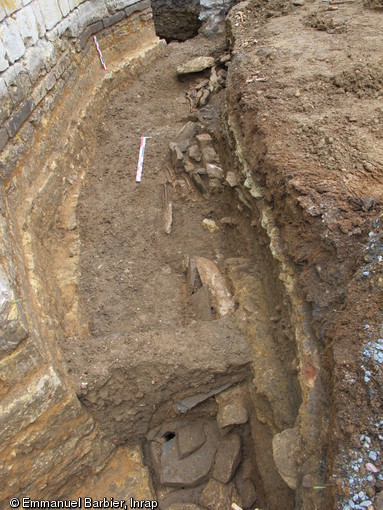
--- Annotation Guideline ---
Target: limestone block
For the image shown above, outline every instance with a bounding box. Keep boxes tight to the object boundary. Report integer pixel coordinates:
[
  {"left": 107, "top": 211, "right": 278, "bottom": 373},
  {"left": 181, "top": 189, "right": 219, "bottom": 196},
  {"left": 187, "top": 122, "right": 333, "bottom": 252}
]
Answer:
[
  {"left": 37, "top": 39, "right": 57, "bottom": 72},
  {"left": 2, "top": 61, "right": 32, "bottom": 106},
  {"left": 213, "top": 433, "right": 241, "bottom": 483},
  {"left": 23, "top": 45, "right": 46, "bottom": 82},
  {"left": 0, "top": 17, "right": 25, "bottom": 64},
  {"left": 0, "top": 366, "right": 66, "bottom": 444},
  {"left": 0, "top": 78, "right": 12, "bottom": 124},
  {"left": 0, "top": 3, "right": 5, "bottom": 22},
  {"left": 0, "top": 39, "right": 8, "bottom": 72},
  {"left": 38, "top": 0, "right": 63, "bottom": 30},
  {"left": 58, "top": 0, "right": 70, "bottom": 16},
  {"left": 77, "top": 0, "right": 108, "bottom": 26},
  {"left": 0, "top": 266, "right": 28, "bottom": 354},
  {"left": 272, "top": 427, "right": 300, "bottom": 490},
  {"left": 0, "top": 340, "right": 45, "bottom": 389},
  {"left": 31, "top": 1, "right": 46, "bottom": 37},
  {"left": 106, "top": 0, "right": 138, "bottom": 14},
  {"left": 3, "top": 0, "right": 23, "bottom": 15},
  {"left": 15, "top": 5, "right": 39, "bottom": 46}
]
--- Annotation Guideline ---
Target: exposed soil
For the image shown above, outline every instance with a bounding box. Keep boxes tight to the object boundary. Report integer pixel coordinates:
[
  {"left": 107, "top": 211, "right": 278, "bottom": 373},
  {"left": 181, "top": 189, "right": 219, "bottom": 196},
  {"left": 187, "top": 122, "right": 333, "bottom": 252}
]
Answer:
[{"left": 61, "top": 0, "right": 383, "bottom": 508}]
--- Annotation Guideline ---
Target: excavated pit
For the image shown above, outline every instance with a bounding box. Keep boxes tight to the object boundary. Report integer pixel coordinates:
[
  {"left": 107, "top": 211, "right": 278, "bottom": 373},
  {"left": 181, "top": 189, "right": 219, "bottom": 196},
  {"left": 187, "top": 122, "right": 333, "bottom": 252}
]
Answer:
[{"left": 0, "top": 6, "right": 326, "bottom": 510}]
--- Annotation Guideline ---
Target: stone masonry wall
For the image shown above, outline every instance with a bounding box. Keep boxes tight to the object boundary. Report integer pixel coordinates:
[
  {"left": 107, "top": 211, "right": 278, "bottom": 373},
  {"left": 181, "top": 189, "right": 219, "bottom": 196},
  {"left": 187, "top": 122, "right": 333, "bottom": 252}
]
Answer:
[
  {"left": 0, "top": 0, "right": 162, "bottom": 503},
  {"left": 0, "top": 0, "right": 152, "bottom": 176}
]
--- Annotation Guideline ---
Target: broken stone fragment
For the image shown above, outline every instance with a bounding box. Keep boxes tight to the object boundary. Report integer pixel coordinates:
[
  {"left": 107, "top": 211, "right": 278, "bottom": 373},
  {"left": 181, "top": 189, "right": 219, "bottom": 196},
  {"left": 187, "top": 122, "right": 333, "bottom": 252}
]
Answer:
[
  {"left": 208, "top": 178, "right": 223, "bottom": 194},
  {"left": 169, "top": 142, "right": 184, "bottom": 172},
  {"left": 159, "top": 421, "right": 219, "bottom": 487},
  {"left": 176, "top": 122, "right": 201, "bottom": 153},
  {"left": 213, "top": 433, "right": 242, "bottom": 483},
  {"left": 272, "top": 426, "right": 300, "bottom": 490},
  {"left": 177, "top": 56, "right": 215, "bottom": 75},
  {"left": 198, "top": 89, "right": 210, "bottom": 107},
  {"left": 199, "top": 479, "right": 233, "bottom": 510},
  {"left": 235, "top": 478, "right": 257, "bottom": 508},
  {"left": 184, "top": 160, "right": 195, "bottom": 174},
  {"left": 216, "top": 386, "right": 248, "bottom": 430},
  {"left": 196, "top": 133, "right": 212, "bottom": 150},
  {"left": 218, "top": 53, "right": 231, "bottom": 65},
  {"left": 201, "top": 147, "right": 218, "bottom": 166},
  {"left": 201, "top": 219, "right": 219, "bottom": 233},
  {"left": 188, "top": 145, "right": 202, "bottom": 162},
  {"left": 177, "top": 421, "right": 206, "bottom": 459},
  {"left": 225, "top": 171, "right": 238, "bottom": 187},
  {"left": 0, "top": 265, "right": 28, "bottom": 355},
  {"left": 191, "top": 172, "right": 207, "bottom": 194},
  {"left": 206, "top": 163, "right": 224, "bottom": 180}
]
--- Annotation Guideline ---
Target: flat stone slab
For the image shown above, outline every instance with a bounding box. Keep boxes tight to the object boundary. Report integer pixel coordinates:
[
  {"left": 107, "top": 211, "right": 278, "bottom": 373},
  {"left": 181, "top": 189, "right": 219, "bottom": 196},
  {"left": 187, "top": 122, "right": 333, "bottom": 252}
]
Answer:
[
  {"left": 272, "top": 427, "right": 300, "bottom": 490},
  {"left": 199, "top": 479, "right": 233, "bottom": 510},
  {"left": 160, "top": 421, "right": 219, "bottom": 487},
  {"left": 177, "top": 422, "right": 206, "bottom": 459},
  {"left": 213, "top": 433, "right": 241, "bottom": 483},
  {"left": 177, "top": 56, "right": 215, "bottom": 75}
]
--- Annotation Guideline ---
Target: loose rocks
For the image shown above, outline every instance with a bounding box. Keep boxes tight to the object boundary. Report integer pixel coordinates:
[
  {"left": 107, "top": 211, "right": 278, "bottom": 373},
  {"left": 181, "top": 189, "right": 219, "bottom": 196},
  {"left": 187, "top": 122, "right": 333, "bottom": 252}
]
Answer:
[{"left": 177, "top": 56, "right": 215, "bottom": 75}]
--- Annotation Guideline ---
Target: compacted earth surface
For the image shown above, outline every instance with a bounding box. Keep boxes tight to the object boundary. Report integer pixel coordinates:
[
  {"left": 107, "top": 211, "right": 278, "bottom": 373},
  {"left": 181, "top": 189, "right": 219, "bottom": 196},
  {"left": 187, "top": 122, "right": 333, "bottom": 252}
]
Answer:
[{"left": 61, "top": 0, "right": 383, "bottom": 508}]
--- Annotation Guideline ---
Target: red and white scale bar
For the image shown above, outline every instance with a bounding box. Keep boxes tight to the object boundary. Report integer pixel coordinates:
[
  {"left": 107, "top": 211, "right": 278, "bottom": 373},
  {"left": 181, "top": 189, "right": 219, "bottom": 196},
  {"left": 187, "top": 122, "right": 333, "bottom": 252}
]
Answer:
[
  {"left": 136, "top": 136, "right": 152, "bottom": 182},
  {"left": 93, "top": 36, "right": 107, "bottom": 71}
]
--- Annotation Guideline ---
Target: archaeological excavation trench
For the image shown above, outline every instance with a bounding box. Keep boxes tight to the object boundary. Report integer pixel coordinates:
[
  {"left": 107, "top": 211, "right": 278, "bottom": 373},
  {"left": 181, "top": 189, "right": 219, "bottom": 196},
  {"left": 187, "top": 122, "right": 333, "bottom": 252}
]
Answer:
[{"left": 1, "top": 0, "right": 382, "bottom": 509}]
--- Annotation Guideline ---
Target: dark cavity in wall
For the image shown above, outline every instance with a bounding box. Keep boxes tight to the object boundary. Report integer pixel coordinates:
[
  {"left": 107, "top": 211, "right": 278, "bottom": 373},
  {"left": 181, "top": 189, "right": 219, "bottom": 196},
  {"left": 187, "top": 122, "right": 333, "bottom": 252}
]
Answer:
[{"left": 150, "top": 0, "right": 202, "bottom": 41}]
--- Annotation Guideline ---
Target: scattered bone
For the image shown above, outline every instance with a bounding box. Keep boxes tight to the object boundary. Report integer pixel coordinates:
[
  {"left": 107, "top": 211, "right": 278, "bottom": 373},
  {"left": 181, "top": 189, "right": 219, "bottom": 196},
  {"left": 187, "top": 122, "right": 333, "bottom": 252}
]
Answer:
[{"left": 163, "top": 184, "right": 173, "bottom": 235}]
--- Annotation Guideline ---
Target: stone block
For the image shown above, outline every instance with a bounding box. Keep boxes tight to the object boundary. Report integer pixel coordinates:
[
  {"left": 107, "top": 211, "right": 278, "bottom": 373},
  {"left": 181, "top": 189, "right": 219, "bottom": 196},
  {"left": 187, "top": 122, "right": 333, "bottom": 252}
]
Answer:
[
  {"left": 199, "top": 479, "right": 233, "bottom": 510},
  {"left": 216, "top": 386, "right": 248, "bottom": 430},
  {"left": 58, "top": 0, "right": 70, "bottom": 16},
  {"left": 15, "top": 5, "right": 39, "bottom": 47},
  {"left": 177, "top": 422, "right": 206, "bottom": 459},
  {"left": 156, "top": 421, "right": 219, "bottom": 487},
  {"left": 53, "top": 53, "right": 71, "bottom": 79},
  {"left": 0, "top": 78, "right": 12, "bottom": 123},
  {"left": 272, "top": 427, "right": 300, "bottom": 490},
  {"left": 106, "top": 0, "right": 138, "bottom": 14},
  {"left": 0, "top": 3, "right": 5, "bottom": 22},
  {"left": 0, "top": 366, "right": 66, "bottom": 443},
  {"left": 3, "top": 0, "right": 23, "bottom": 15},
  {"left": 125, "top": 0, "right": 150, "bottom": 17},
  {"left": 5, "top": 98, "right": 34, "bottom": 137},
  {"left": 0, "top": 17, "right": 25, "bottom": 64},
  {"left": 43, "top": 70, "right": 57, "bottom": 91},
  {"left": 77, "top": 0, "right": 108, "bottom": 27},
  {"left": 38, "top": 0, "right": 63, "bottom": 30},
  {"left": 23, "top": 45, "right": 46, "bottom": 82},
  {"left": 32, "top": 1, "right": 46, "bottom": 37},
  {"left": 3, "top": 61, "right": 32, "bottom": 107},
  {"left": 0, "top": 265, "right": 28, "bottom": 354},
  {"left": 103, "top": 10, "right": 125, "bottom": 28},
  {"left": 0, "top": 39, "right": 8, "bottom": 72},
  {"left": 213, "top": 433, "right": 241, "bottom": 483},
  {"left": 0, "top": 128, "right": 8, "bottom": 151},
  {"left": 0, "top": 340, "right": 45, "bottom": 388},
  {"left": 32, "top": 79, "right": 47, "bottom": 106}
]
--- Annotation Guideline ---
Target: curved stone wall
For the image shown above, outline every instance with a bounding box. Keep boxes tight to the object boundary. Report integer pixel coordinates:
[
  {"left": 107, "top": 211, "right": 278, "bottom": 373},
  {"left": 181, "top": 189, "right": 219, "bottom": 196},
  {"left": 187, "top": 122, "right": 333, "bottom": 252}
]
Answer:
[{"left": 0, "top": 0, "right": 164, "bottom": 503}]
